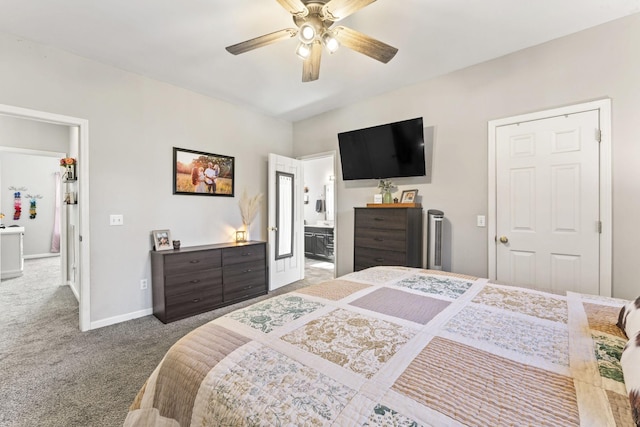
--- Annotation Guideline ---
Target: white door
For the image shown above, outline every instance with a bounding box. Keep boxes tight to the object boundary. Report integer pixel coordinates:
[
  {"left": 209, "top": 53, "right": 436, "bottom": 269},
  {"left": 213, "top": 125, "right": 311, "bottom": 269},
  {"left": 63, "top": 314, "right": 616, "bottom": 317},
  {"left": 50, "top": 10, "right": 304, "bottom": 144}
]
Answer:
[
  {"left": 494, "top": 110, "right": 601, "bottom": 294},
  {"left": 268, "top": 153, "right": 304, "bottom": 290}
]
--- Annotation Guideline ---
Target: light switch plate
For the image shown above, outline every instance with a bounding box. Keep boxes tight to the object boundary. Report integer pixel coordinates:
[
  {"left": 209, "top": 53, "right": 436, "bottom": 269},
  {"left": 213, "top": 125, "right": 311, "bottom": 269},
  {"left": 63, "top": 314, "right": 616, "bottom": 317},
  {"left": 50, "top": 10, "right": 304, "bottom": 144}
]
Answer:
[{"left": 477, "top": 215, "right": 486, "bottom": 227}]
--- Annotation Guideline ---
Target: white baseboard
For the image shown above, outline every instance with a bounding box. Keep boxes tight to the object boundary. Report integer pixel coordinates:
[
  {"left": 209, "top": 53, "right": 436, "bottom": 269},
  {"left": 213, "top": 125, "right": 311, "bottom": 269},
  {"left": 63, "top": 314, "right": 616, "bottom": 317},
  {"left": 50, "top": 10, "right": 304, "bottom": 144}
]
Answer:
[
  {"left": 90, "top": 308, "right": 153, "bottom": 330},
  {"left": 24, "top": 253, "right": 61, "bottom": 259}
]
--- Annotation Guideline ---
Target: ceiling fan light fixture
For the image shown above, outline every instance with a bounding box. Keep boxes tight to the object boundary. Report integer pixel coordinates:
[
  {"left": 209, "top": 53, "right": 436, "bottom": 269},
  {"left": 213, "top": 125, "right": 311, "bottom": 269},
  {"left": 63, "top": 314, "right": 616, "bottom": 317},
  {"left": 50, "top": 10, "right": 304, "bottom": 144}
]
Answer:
[
  {"left": 298, "top": 23, "right": 316, "bottom": 43},
  {"left": 321, "top": 31, "right": 339, "bottom": 53},
  {"left": 296, "top": 42, "right": 312, "bottom": 60}
]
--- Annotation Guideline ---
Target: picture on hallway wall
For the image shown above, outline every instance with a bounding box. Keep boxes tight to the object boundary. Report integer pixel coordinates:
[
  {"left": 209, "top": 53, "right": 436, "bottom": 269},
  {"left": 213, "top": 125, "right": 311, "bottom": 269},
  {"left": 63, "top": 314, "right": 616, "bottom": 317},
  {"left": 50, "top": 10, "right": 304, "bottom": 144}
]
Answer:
[{"left": 173, "top": 147, "right": 235, "bottom": 197}]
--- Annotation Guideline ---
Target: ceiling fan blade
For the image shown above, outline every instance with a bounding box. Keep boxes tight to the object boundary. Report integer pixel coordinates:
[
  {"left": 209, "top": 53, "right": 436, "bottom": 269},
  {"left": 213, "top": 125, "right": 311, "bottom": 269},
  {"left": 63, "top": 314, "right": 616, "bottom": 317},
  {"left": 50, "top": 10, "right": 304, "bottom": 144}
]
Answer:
[
  {"left": 322, "top": 0, "right": 376, "bottom": 21},
  {"left": 332, "top": 26, "right": 397, "bottom": 63},
  {"left": 302, "top": 41, "right": 322, "bottom": 82},
  {"left": 275, "top": 0, "right": 308, "bottom": 17},
  {"left": 226, "top": 28, "right": 297, "bottom": 55}
]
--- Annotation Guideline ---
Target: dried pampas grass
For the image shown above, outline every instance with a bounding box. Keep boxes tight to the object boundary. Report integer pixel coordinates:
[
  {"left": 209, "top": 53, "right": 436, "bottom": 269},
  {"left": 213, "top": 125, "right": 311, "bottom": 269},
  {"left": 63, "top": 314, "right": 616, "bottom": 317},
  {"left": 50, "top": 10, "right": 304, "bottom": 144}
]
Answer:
[{"left": 239, "top": 189, "right": 264, "bottom": 226}]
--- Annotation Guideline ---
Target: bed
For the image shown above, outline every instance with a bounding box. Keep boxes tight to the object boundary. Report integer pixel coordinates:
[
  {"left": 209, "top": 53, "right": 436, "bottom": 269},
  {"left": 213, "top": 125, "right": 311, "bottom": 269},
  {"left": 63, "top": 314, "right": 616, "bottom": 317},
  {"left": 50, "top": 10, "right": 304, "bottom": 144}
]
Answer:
[{"left": 124, "top": 266, "right": 639, "bottom": 426}]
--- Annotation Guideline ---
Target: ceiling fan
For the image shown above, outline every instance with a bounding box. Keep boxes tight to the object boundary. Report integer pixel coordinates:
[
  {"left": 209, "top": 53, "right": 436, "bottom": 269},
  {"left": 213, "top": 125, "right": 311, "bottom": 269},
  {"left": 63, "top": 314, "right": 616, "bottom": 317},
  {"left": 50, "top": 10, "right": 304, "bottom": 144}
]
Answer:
[{"left": 225, "top": 0, "right": 398, "bottom": 82}]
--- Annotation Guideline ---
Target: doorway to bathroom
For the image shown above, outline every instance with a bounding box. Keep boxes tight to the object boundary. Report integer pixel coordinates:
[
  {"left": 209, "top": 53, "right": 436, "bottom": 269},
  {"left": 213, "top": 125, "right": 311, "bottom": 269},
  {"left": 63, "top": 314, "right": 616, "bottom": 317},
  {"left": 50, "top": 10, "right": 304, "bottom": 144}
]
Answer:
[{"left": 301, "top": 152, "right": 335, "bottom": 282}]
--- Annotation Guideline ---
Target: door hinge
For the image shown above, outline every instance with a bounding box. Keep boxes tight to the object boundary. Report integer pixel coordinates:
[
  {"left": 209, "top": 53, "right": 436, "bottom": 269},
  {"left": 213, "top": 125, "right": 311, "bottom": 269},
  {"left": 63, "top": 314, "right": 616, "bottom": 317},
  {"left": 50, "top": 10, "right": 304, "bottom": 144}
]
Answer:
[
  {"left": 595, "top": 129, "right": 602, "bottom": 143},
  {"left": 597, "top": 221, "right": 602, "bottom": 233}
]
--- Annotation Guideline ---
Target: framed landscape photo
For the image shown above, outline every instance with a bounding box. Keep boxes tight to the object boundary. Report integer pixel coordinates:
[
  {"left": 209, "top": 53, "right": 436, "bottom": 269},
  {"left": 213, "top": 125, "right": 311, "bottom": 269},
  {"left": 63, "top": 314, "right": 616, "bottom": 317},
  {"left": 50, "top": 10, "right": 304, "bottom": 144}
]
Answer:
[
  {"left": 401, "top": 189, "right": 418, "bottom": 203},
  {"left": 173, "top": 147, "right": 235, "bottom": 196},
  {"left": 152, "top": 229, "right": 172, "bottom": 251}
]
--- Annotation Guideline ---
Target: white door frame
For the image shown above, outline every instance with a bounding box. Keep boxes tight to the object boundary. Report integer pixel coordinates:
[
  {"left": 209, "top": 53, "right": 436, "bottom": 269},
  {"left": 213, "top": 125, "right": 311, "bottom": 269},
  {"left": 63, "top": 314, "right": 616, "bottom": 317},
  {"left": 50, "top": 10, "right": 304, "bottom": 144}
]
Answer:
[
  {"left": 0, "top": 103, "right": 91, "bottom": 330},
  {"left": 488, "top": 99, "right": 612, "bottom": 296}
]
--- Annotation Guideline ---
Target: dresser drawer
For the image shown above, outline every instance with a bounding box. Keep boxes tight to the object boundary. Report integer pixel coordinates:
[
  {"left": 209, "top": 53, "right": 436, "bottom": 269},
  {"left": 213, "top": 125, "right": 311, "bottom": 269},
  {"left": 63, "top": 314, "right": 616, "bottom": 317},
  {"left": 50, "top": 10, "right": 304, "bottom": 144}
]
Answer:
[
  {"left": 224, "top": 259, "right": 266, "bottom": 302},
  {"left": 224, "top": 260, "right": 266, "bottom": 287},
  {"left": 223, "top": 244, "right": 266, "bottom": 266},
  {"left": 165, "top": 291, "right": 223, "bottom": 322},
  {"left": 225, "top": 276, "right": 267, "bottom": 301},
  {"left": 225, "top": 283, "right": 266, "bottom": 302},
  {"left": 355, "top": 209, "right": 407, "bottom": 230},
  {"left": 164, "top": 250, "right": 221, "bottom": 275},
  {"left": 165, "top": 268, "right": 222, "bottom": 297},
  {"left": 354, "top": 247, "right": 407, "bottom": 269},
  {"left": 354, "top": 228, "right": 406, "bottom": 251}
]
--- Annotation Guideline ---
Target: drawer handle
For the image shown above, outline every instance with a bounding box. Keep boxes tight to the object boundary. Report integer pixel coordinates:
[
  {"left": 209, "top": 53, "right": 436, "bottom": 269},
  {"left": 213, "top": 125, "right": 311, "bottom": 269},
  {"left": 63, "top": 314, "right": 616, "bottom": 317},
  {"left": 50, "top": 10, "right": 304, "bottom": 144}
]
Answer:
[
  {"left": 374, "top": 217, "right": 385, "bottom": 221},
  {"left": 244, "top": 269, "right": 253, "bottom": 273},
  {"left": 375, "top": 258, "right": 384, "bottom": 262},
  {"left": 189, "top": 260, "right": 200, "bottom": 264},
  {"left": 192, "top": 298, "right": 201, "bottom": 303},
  {"left": 243, "top": 285, "right": 253, "bottom": 290},
  {"left": 190, "top": 279, "right": 201, "bottom": 284},
  {"left": 241, "top": 252, "right": 252, "bottom": 256},
  {"left": 374, "top": 237, "right": 383, "bottom": 241}
]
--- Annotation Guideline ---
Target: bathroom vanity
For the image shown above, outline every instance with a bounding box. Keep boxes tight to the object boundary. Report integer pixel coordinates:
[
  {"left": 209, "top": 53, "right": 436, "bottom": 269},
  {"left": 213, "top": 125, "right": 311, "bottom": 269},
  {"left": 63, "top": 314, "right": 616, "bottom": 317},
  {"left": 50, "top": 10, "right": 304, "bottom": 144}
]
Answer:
[{"left": 304, "top": 224, "right": 334, "bottom": 261}]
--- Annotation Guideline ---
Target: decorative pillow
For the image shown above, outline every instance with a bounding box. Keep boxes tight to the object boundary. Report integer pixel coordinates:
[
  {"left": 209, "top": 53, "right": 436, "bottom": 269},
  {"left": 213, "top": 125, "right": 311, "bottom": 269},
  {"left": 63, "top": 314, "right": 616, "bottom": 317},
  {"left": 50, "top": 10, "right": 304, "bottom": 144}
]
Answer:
[
  {"left": 621, "top": 331, "right": 640, "bottom": 426},
  {"left": 618, "top": 297, "right": 640, "bottom": 339}
]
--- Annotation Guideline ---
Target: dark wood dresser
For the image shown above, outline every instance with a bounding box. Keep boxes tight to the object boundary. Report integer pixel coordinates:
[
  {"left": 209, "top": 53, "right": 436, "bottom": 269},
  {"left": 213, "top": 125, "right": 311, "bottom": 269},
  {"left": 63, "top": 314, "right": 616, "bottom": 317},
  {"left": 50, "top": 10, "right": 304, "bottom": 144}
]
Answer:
[
  {"left": 354, "top": 207, "right": 423, "bottom": 271},
  {"left": 151, "top": 241, "right": 267, "bottom": 323}
]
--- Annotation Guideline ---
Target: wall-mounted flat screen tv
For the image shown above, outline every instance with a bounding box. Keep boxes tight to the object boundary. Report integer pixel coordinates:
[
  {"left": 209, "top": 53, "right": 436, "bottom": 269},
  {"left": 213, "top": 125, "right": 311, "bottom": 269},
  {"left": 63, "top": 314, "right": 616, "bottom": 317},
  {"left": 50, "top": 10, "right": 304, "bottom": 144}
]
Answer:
[{"left": 338, "top": 117, "right": 425, "bottom": 181}]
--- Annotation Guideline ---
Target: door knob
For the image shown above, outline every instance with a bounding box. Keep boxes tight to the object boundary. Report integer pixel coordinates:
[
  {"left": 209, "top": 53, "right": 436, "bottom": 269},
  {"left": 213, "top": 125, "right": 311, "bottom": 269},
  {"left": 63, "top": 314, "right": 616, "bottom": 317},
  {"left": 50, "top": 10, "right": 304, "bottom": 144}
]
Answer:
[
  {"left": 269, "top": 226, "right": 278, "bottom": 232},
  {"left": 499, "top": 236, "right": 509, "bottom": 244}
]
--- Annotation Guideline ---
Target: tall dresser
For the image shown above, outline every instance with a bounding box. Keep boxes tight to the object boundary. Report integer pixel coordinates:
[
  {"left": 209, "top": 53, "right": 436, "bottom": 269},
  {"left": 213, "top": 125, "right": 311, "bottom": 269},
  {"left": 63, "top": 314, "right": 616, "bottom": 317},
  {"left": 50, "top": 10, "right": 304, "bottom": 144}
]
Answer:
[
  {"left": 151, "top": 241, "right": 267, "bottom": 323},
  {"left": 353, "top": 207, "right": 423, "bottom": 271}
]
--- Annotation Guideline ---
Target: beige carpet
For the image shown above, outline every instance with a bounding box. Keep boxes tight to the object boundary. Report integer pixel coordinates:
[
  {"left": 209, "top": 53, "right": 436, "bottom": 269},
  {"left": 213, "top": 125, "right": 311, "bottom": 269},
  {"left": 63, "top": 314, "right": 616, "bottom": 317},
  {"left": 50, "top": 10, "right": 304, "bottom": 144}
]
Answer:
[{"left": 0, "top": 257, "right": 332, "bottom": 427}]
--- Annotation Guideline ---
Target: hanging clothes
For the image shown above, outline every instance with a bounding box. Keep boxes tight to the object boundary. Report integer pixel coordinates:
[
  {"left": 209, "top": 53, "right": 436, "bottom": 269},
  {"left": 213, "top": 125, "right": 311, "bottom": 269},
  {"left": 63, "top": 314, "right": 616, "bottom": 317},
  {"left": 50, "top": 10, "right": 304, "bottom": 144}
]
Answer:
[
  {"left": 315, "top": 199, "right": 325, "bottom": 213},
  {"left": 13, "top": 192, "right": 21, "bottom": 220}
]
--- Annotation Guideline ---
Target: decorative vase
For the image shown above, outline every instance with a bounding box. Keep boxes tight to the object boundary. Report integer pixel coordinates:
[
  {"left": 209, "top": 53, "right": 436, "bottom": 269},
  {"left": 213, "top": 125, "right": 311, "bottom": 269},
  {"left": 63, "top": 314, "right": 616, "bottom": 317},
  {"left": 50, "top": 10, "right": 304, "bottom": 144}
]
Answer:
[{"left": 383, "top": 190, "right": 393, "bottom": 204}]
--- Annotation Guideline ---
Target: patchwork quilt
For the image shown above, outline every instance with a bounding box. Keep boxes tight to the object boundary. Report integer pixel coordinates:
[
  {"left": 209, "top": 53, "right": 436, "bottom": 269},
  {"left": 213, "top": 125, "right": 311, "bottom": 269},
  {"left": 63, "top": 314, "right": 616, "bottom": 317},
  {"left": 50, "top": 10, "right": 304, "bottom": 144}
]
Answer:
[{"left": 125, "top": 267, "right": 634, "bottom": 426}]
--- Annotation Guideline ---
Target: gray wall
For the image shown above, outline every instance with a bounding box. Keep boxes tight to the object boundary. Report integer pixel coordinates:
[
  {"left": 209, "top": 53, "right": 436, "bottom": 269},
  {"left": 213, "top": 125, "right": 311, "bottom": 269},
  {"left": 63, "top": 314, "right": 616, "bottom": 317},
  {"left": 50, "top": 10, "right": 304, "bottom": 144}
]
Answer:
[
  {"left": 0, "top": 31, "right": 292, "bottom": 325},
  {"left": 293, "top": 14, "right": 640, "bottom": 300}
]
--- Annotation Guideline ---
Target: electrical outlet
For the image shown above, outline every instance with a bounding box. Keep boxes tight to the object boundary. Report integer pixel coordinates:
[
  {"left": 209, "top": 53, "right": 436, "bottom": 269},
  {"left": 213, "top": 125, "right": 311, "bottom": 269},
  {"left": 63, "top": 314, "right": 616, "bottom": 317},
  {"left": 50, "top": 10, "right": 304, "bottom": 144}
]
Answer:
[
  {"left": 109, "top": 214, "right": 124, "bottom": 226},
  {"left": 477, "top": 215, "right": 486, "bottom": 227},
  {"left": 140, "top": 279, "right": 148, "bottom": 290}
]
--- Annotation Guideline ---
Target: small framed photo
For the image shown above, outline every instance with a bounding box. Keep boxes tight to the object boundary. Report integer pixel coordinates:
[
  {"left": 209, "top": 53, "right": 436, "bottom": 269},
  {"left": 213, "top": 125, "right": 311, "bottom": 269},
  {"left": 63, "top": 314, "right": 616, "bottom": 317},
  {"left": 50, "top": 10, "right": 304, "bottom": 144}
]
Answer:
[
  {"left": 173, "top": 147, "right": 235, "bottom": 196},
  {"left": 152, "top": 229, "right": 172, "bottom": 251},
  {"left": 400, "top": 189, "right": 418, "bottom": 203}
]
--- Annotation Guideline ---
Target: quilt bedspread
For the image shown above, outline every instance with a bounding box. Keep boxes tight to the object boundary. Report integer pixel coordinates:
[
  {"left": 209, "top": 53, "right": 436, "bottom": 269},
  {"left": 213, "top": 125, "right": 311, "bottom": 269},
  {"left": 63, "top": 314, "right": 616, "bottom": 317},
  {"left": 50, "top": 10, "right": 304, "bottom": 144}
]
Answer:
[{"left": 125, "top": 267, "right": 633, "bottom": 426}]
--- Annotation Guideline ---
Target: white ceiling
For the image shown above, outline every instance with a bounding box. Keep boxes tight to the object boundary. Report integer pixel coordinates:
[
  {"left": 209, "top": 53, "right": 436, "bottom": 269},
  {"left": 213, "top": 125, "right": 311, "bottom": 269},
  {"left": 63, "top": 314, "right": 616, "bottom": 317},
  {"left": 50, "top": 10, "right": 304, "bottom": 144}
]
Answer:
[{"left": 1, "top": 0, "right": 639, "bottom": 122}]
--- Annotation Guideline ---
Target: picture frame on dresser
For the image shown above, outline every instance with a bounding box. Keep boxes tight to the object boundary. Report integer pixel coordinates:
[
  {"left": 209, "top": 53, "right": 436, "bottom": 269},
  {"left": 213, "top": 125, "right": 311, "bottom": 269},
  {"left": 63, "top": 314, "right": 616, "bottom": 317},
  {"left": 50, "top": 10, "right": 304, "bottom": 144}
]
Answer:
[
  {"left": 152, "top": 229, "right": 172, "bottom": 251},
  {"left": 173, "top": 147, "right": 235, "bottom": 196},
  {"left": 400, "top": 189, "right": 418, "bottom": 203}
]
